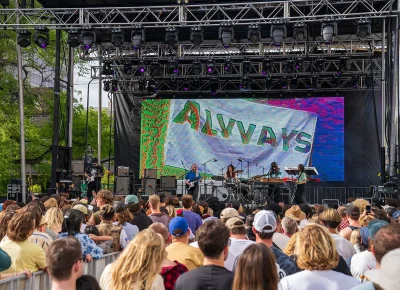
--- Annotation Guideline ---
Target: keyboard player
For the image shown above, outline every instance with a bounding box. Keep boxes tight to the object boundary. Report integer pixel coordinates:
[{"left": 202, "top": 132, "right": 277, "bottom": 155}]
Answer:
[{"left": 267, "top": 162, "right": 282, "bottom": 202}]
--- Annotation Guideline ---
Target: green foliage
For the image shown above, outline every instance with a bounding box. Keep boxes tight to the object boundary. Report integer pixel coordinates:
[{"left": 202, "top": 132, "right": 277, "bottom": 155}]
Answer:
[{"left": 29, "top": 184, "right": 42, "bottom": 193}]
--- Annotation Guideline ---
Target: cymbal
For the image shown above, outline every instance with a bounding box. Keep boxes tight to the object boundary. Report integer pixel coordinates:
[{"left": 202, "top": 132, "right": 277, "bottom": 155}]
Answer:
[
  {"left": 234, "top": 170, "right": 244, "bottom": 173},
  {"left": 211, "top": 175, "right": 225, "bottom": 181}
]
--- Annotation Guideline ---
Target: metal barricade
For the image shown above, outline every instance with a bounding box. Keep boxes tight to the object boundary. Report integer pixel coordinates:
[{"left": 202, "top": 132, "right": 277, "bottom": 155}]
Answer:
[
  {"left": 348, "top": 187, "right": 371, "bottom": 200},
  {"left": 316, "top": 187, "right": 347, "bottom": 205}
]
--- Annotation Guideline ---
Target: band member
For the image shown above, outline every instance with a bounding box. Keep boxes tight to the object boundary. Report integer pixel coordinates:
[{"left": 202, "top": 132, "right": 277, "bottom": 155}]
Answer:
[
  {"left": 268, "top": 162, "right": 281, "bottom": 178},
  {"left": 268, "top": 162, "right": 281, "bottom": 202},
  {"left": 84, "top": 158, "right": 104, "bottom": 201},
  {"left": 294, "top": 164, "right": 307, "bottom": 204},
  {"left": 224, "top": 164, "right": 238, "bottom": 183},
  {"left": 185, "top": 164, "right": 202, "bottom": 202}
]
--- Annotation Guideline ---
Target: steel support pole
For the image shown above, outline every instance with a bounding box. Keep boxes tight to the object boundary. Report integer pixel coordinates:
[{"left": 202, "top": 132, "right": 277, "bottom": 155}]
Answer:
[
  {"left": 16, "top": 0, "right": 26, "bottom": 202},
  {"left": 98, "top": 57, "right": 102, "bottom": 165},
  {"left": 381, "top": 21, "right": 386, "bottom": 184},
  {"left": 84, "top": 79, "right": 95, "bottom": 170},
  {"left": 66, "top": 46, "right": 74, "bottom": 172}
]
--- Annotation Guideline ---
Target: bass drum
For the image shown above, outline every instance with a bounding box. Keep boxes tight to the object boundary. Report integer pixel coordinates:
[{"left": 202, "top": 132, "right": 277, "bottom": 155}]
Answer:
[{"left": 212, "top": 186, "right": 229, "bottom": 201}]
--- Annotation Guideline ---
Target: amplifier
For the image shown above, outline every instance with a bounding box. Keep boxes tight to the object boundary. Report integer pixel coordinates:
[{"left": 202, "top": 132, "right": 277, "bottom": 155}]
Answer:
[
  {"left": 160, "top": 176, "right": 177, "bottom": 189},
  {"left": 117, "top": 166, "right": 129, "bottom": 177},
  {"left": 144, "top": 168, "right": 157, "bottom": 179},
  {"left": 144, "top": 179, "right": 157, "bottom": 195}
]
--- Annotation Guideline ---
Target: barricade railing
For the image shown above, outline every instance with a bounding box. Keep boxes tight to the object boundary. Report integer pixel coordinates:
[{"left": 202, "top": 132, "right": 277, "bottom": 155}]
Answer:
[{"left": 0, "top": 252, "right": 120, "bottom": 290}]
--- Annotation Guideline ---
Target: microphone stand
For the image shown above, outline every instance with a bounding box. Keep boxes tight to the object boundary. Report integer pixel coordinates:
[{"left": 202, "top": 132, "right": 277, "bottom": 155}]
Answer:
[
  {"left": 202, "top": 158, "right": 215, "bottom": 197},
  {"left": 239, "top": 157, "right": 252, "bottom": 179},
  {"left": 259, "top": 165, "right": 266, "bottom": 176},
  {"left": 180, "top": 161, "right": 190, "bottom": 194}
]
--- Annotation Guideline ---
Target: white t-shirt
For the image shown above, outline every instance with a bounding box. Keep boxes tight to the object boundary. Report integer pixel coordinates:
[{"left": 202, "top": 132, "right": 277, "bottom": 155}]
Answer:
[
  {"left": 331, "top": 233, "right": 356, "bottom": 265},
  {"left": 224, "top": 238, "right": 254, "bottom": 270},
  {"left": 350, "top": 251, "right": 376, "bottom": 283},
  {"left": 100, "top": 263, "right": 165, "bottom": 290},
  {"left": 190, "top": 241, "right": 238, "bottom": 271},
  {"left": 279, "top": 270, "right": 360, "bottom": 290},
  {"left": 273, "top": 233, "right": 290, "bottom": 251}
]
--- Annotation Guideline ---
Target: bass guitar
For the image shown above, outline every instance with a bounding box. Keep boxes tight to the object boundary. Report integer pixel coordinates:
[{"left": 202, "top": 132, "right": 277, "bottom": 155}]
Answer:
[{"left": 186, "top": 176, "right": 202, "bottom": 190}]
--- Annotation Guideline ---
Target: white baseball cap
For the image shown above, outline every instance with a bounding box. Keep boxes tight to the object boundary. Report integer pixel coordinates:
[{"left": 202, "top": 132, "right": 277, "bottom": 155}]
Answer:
[
  {"left": 365, "top": 248, "right": 400, "bottom": 290},
  {"left": 253, "top": 210, "right": 277, "bottom": 234}
]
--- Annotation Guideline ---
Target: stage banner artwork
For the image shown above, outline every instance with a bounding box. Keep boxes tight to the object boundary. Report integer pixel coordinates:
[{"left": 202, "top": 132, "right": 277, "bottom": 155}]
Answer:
[
  {"left": 164, "top": 99, "right": 317, "bottom": 176},
  {"left": 140, "top": 98, "right": 344, "bottom": 181}
]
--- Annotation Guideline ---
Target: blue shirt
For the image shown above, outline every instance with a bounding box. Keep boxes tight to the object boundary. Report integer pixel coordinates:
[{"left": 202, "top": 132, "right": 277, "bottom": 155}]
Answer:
[
  {"left": 182, "top": 210, "right": 203, "bottom": 235},
  {"left": 270, "top": 246, "right": 298, "bottom": 279},
  {"left": 122, "top": 222, "right": 139, "bottom": 241},
  {"left": 58, "top": 232, "right": 103, "bottom": 260},
  {"left": 185, "top": 171, "right": 201, "bottom": 184}
]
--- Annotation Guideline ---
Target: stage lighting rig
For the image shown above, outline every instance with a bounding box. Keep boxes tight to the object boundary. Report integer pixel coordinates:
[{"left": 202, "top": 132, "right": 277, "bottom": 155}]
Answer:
[
  {"left": 266, "top": 75, "right": 273, "bottom": 89},
  {"left": 365, "top": 75, "right": 373, "bottom": 89},
  {"left": 34, "top": 27, "right": 49, "bottom": 49},
  {"left": 210, "top": 78, "right": 219, "bottom": 95},
  {"left": 169, "top": 77, "right": 178, "bottom": 90},
  {"left": 356, "top": 18, "right": 371, "bottom": 39},
  {"left": 182, "top": 80, "right": 190, "bottom": 91},
  {"left": 190, "top": 26, "right": 204, "bottom": 46},
  {"left": 280, "top": 77, "right": 288, "bottom": 89},
  {"left": 333, "top": 73, "right": 341, "bottom": 87},
  {"left": 290, "top": 75, "right": 299, "bottom": 89},
  {"left": 168, "top": 60, "right": 179, "bottom": 75},
  {"left": 147, "top": 80, "right": 157, "bottom": 93},
  {"left": 206, "top": 60, "right": 216, "bottom": 74},
  {"left": 191, "top": 77, "right": 200, "bottom": 90},
  {"left": 81, "top": 30, "right": 96, "bottom": 51},
  {"left": 111, "top": 29, "right": 124, "bottom": 48},
  {"left": 219, "top": 23, "right": 234, "bottom": 48},
  {"left": 67, "top": 29, "right": 80, "bottom": 48},
  {"left": 150, "top": 61, "right": 162, "bottom": 76},
  {"left": 271, "top": 20, "right": 287, "bottom": 47},
  {"left": 131, "top": 25, "right": 145, "bottom": 50},
  {"left": 240, "top": 76, "right": 252, "bottom": 91},
  {"left": 191, "top": 61, "right": 202, "bottom": 75},
  {"left": 339, "top": 56, "right": 351, "bottom": 73},
  {"left": 248, "top": 24, "right": 261, "bottom": 43},
  {"left": 123, "top": 62, "right": 134, "bottom": 75},
  {"left": 351, "top": 75, "right": 359, "bottom": 88},
  {"left": 17, "top": 30, "right": 31, "bottom": 48},
  {"left": 242, "top": 59, "right": 251, "bottom": 74},
  {"left": 314, "top": 57, "right": 325, "bottom": 72},
  {"left": 293, "top": 22, "right": 307, "bottom": 41},
  {"left": 111, "top": 80, "right": 119, "bottom": 92},
  {"left": 102, "top": 62, "right": 113, "bottom": 76},
  {"left": 103, "top": 80, "right": 110, "bottom": 92},
  {"left": 224, "top": 59, "right": 233, "bottom": 74},
  {"left": 138, "top": 60, "right": 146, "bottom": 74},
  {"left": 165, "top": 27, "right": 178, "bottom": 47},
  {"left": 262, "top": 58, "right": 273, "bottom": 75},
  {"left": 138, "top": 79, "right": 146, "bottom": 91},
  {"left": 321, "top": 17, "right": 337, "bottom": 44}
]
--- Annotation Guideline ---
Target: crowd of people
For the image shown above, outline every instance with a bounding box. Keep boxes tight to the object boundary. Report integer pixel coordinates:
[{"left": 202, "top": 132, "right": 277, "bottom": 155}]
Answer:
[{"left": 0, "top": 190, "right": 400, "bottom": 290}]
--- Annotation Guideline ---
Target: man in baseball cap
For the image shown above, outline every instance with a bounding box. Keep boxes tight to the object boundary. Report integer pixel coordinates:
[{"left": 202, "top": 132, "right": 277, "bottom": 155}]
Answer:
[
  {"left": 220, "top": 208, "right": 244, "bottom": 223},
  {"left": 252, "top": 210, "right": 298, "bottom": 278}
]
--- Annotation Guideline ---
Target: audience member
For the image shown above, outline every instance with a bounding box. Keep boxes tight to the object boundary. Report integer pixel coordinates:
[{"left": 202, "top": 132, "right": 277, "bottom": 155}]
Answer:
[
  {"left": 220, "top": 207, "right": 244, "bottom": 224},
  {"left": 350, "top": 229, "right": 365, "bottom": 253},
  {"left": 44, "top": 197, "right": 58, "bottom": 210},
  {"left": 392, "top": 210, "right": 400, "bottom": 222},
  {"left": 0, "top": 209, "right": 16, "bottom": 240},
  {"left": 0, "top": 211, "right": 46, "bottom": 273},
  {"left": 253, "top": 210, "right": 297, "bottom": 278},
  {"left": 149, "top": 223, "right": 188, "bottom": 290},
  {"left": 340, "top": 205, "right": 361, "bottom": 240},
  {"left": 353, "top": 199, "right": 370, "bottom": 213},
  {"left": 44, "top": 207, "right": 64, "bottom": 240},
  {"left": 181, "top": 195, "right": 202, "bottom": 234},
  {"left": 338, "top": 206, "right": 350, "bottom": 231},
  {"left": 148, "top": 195, "right": 170, "bottom": 228},
  {"left": 273, "top": 217, "right": 296, "bottom": 250},
  {"left": 174, "top": 219, "right": 234, "bottom": 290},
  {"left": 224, "top": 217, "right": 254, "bottom": 270},
  {"left": 232, "top": 244, "right": 278, "bottom": 290},
  {"left": 1, "top": 200, "right": 16, "bottom": 211},
  {"left": 91, "top": 190, "right": 114, "bottom": 225},
  {"left": 0, "top": 247, "right": 31, "bottom": 280},
  {"left": 166, "top": 217, "right": 204, "bottom": 270},
  {"left": 127, "top": 202, "right": 153, "bottom": 231},
  {"left": 279, "top": 224, "right": 360, "bottom": 290},
  {"left": 299, "top": 203, "right": 312, "bottom": 228},
  {"left": 114, "top": 201, "right": 139, "bottom": 241},
  {"left": 84, "top": 225, "right": 112, "bottom": 254},
  {"left": 165, "top": 196, "right": 178, "bottom": 219},
  {"left": 76, "top": 275, "right": 102, "bottom": 290},
  {"left": 73, "top": 204, "right": 89, "bottom": 233},
  {"left": 158, "top": 192, "right": 169, "bottom": 215},
  {"left": 284, "top": 205, "right": 307, "bottom": 230},
  {"left": 99, "top": 229, "right": 165, "bottom": 290},
  {"left": 245, "top": 214, "right": 256, "bottom": 241},
  {"left": 46, "top": 237, "right": 83, "bottom": 290},
  {"left": 96, "top": 204, "right": 125, "bottom": 252},
  {"left": 359, "top": 214, "right": 376, "bottom": 227}
]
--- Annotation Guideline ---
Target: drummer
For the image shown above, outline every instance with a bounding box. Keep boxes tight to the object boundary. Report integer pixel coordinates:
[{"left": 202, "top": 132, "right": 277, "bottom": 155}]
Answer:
[{"left": 224, "top": 164, "right": 238, "bottom": 183}]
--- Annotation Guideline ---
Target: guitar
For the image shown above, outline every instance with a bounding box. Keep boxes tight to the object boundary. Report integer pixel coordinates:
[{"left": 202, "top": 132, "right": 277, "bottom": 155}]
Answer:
[
  {"left": 185, "top": 176, "right": 202, "bottom": 190},
  {"left": 86, "top": 175, "right": 95, "bottom": 184}
]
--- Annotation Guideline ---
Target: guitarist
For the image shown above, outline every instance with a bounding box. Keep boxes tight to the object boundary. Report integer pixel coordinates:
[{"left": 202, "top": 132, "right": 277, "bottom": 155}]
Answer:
[
  {"left": 184, "top": 164, "right": 202, "bottom": 202},
  {"left": 84, "top": 158, "right": 104, "bottom": 201}
]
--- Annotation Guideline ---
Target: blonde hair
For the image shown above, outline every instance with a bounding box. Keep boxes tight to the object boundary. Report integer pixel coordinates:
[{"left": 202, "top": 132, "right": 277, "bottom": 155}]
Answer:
[
  {"left": 294, "top": 224, "right": 339, "bottom": 270},
  {"left": 359, "top": 214, "right": 376, "bottom": 227},
  {"left": 44, "top": 207, "right": 64, "bottom": 231},
  {"left": 350, "top": 229, "right": 361, "bottom": 246},
  {"left": 166, "top": 205, "right": 177, "bottom": 218},
  {"left": 283, "top": 231, "right": 300, "bottom": 256},
  {"left": 109, "top": 229, "right": 166, "bottom": 290},
  {"left": 44, "top": 198, "right": 58, "bottom": 209},
  {"left": 353, "top": 199, "right": 370, "bottom": 212},
  {"left": 310, "top": 214, "right": 322, "bottom": 224},
  {"left": 149, "top": 195, "right": 160, "bottom": 209}
]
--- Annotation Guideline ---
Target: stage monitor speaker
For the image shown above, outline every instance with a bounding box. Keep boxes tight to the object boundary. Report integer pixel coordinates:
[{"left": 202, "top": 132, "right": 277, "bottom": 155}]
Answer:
[
  {"left": 144, "top": 168, "right": 157, "bottom": 179},
  {"left": 115, "top": 177, "right": 130, "bottom": 195},
  {"left": 117, "top": 166, "right": 129, "bottom": 177},
  {"left": 322, "top": 199, "right": 340, "bottom": 206},
  {"left": 144, "top": 179, "right": 157, "bottom": 195},
  {"left": 160, "top": 176, "right": 177, "bottom": 189}
]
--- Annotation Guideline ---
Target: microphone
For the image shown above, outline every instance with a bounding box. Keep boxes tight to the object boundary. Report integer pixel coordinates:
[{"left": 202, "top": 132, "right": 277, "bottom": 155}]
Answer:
[
  {"left": 237, "top": 158, "right": 242, "bottom": 162},
  {"left": 213, "top": 158, "right": 218, "bottom": 162}
]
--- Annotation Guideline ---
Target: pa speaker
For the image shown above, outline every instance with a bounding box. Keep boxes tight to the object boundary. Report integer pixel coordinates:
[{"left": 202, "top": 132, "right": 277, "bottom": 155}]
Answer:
[
  {"left": 160, "top": 176, "right": 177, "bottom": 189},
  {"left": 144, "top": 179, "right": 157, "bottom": 195},
  {"left": 115, "top": 177, "right": 130, "bottom": 195}
]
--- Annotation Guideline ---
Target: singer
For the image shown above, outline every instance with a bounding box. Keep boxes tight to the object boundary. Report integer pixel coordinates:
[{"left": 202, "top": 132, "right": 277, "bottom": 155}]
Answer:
[
  {"left": 184, "top": 164, "right": 202, "bottom": 202},
  {"left": 268, "top": 162, "right": 281, "bottom": 178}
]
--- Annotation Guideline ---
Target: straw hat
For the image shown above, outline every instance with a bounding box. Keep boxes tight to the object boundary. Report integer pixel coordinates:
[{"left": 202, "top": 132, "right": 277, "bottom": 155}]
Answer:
[{"left": 285, "top": 205, "right": 306, "bottom": 221}]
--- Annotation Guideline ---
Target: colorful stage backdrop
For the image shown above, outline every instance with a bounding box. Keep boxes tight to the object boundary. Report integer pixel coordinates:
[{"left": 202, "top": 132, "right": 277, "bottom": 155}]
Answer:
[{"left": 140, "top": 98, "right": 344, "bottom": 181}]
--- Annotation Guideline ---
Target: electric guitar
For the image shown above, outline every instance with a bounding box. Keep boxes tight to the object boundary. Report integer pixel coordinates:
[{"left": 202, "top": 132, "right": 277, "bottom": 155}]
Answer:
[{"left": 185, "top": 176, "right": 202, "bottom": 190}]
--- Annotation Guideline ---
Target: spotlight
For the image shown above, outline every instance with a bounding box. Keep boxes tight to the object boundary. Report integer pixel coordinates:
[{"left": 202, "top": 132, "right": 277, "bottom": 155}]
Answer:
[
  {"left": 356, "top": 18, "right": 371, "bottom": 39},
  {"left": 333, "top": 73, "right": 341, "bottom": 87},
  {"left": 206, "top": 60, "right": 215, "bottom": 74},
  {"left": 191, "top": 77, "right": 200, "bottom": 90},
  {"left": 17, "top": 30, "right": 31, "bottom": 48},
  {"left": 242, "top": 59, "right": 251, "bottom": 74},
  {"left": 248, "top": 24, "right": 261, "bottom": 43},
  {"left": 165, "top": 27, "right": 178, "bottom": 47},
  {"left": 111, "top": 80, "right": 119, "bottom": 92},
  {"left": 138, "top": 60, "right": 146, "bottom": 74},
  {"left": 271, "top": 21, "right": 287, "bottom": 47},
  {"left": 219, "top": 23, "right": 234, "bottom": 48},
  {"left": 182, "top": 80, "right": 190, "bottom": 91},
  {"left": 314, "top": 57, "right": 325, "bottom": 72},
  {"left": 293, "top": 22, "right": 307, "bottom": 41},
  {"left": 131, "top": 25, "right": 145, "bottom": 50},
  {"left": 147, "top": 80, "right": 157, "bottom": 93},
  {"left": 290, "top": 75, "right": 299, "bottom": 89},
  {"left": 266, "top": 75, "right": 273, "bottom": 89},
  {"left": 138, "top": 79, "right": 146, "bottom": 91},
  {"left": 67, "top": 29, "right": 80, "bottom": 48},
  {"left": 262, "top": 58, "right": 273, "bottom": 75},
  {"left": 34, "top": 27, "right": 49, "bottom": 49},
  {"left": 111, "top": 29, "right": 124, "bottom": 48},
  {"left": 103, "top": 80, "right": 110, "bottom": 92},
  {"left": 224, "top": 59, "right": 232, "bottom": 74},
  {"left": 240, "top": 76, "right": 252, "bottom": 90},
  {"left": 280, "top": 77, "right": 288, "bottom": 89},
  {"left": 191, "top": 61, "right": 202, "bottom": 75},
  {"left": 81, "top": 30, "right": 96, "bottom": 51},
  {"left": 150, "top": 61, "right": 162, "bottom": 76},
  {"left": 190, "top": 26, "right": 204, "bottom": 46},
  {"left": 123, "top": 62, "right": 134, "bottom": 75},
  {"left": 365, "top": 75, "right": 373, "bottom": 89},
  {"left": 351, "top": 75, "right": 359, "bottom": 88},
  {"left": 168, "top": 60, "right": 179, "bottom": 75},
  {"left": 210, "top": 78, "right": 219, "bottom": 95},
  {"left": 339, "top": 56, "right": 350, "bottom": 73},
  {"left": 102, "top": 62, "right": 113, "bottom": 76},
  {"left": 321, "top": 18, "right": 337, "bottom": 44}
]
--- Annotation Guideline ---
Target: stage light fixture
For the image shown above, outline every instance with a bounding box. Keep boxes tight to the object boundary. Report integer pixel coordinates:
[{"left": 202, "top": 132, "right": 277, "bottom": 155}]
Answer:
[
  {"left": 242, "top": 59, "right": 251, "bottom": 75},
  {"left": 102, "top": 62, "right": 113, "bottom": 76},
  {"left": 293, "top": 22, "right": 307, "bottom": 41},
  {"left": 321, "top": 18, "right": 337, "bottom": 44},
  {"left": 147, "top": 80, "right": 157, "bottom": 93},
  {"left": 365, "top": 75, "right": 373, "bottom": 89},
  {"left": 333, "top": 73, "right": 341, "bottom": 87},
  {"left": 168, "top": 60, "right": 179, "bottom": 75},
  {"left": 356, "top": 18, "right": 371, "bottom": 39},
  {"left": 165, "top": 27, "right": 178, "bottom": 47},
  {"left": 210, "top": 78, "right": 219, "bottom": 95},
  {"left": 265, "top": 75, "right": 273, "bottom": 89},
  {"left": 280, "top": 77, "right": 288, "bottom": 89},
  {"left": 111, "top": 29, "right": 124, "bottom": 48},
  {"left": 81, "top": 30, "right": 96, "bottom": 51},
  {"left": 103, "top": 80, "right": 110, "bottom": 92},
  {"left": 111, "top": 80, "right": 119, "bottom": 92},
  {"left": 182, "top": 80, "right": 190, "bottom": 91},
  {"left": 138, "top": 60, "right": 146, "bottom": 74},
  {"left": 131, "top": 25, "right": 145, "bottom": 50},
  {"left": 206, "top": 60, "right": 215, "bottom": 74},
  {"left": 33, "top": 27, "right": 49, "bottom": 49},
  {"left": 17, "top": 30, "right": 31, "bottom": 48},
  {"left": 219, "top": 23, "right": 234, "bottom": 48},
  {"left": 224, "top": 59, "right": 232, "bottom": 74},
  {"left": 150, "top": 61, "right": 162, "bottom": 76},
  {"left": 339, "top": 56, "right": 350, "bottom": 73},
  {"left": 190, "top": 26, "right": 204, "bottom": 46},
  {"left": 314, "top": 57, "right": 325, "bottom": 72},
  {"left": 67, "top": 29, "right": 80, "bottom": 48},
  {"left": 290, "top": 75, "right": 299, "bottom": 89},
  {"left": 270, "top": 21, "right": 287, "bottom": 47},
  {"left": 248, "top": 24, "right": 261, "bottom": 43},
  {"left": 262, "top": 58, "right": 272, "bottom": 75},
  {"left": 123, "top": 62, "right": 134, "bottom": 75},
  {"left": 351, "top": 75, "right": 359, "bottom": 88},
  {"left": 191, "top": 61, "right": 202, "bottom": 75},
  {"left": 240, "top": 76, "right": 252, "bottom": 90}
]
